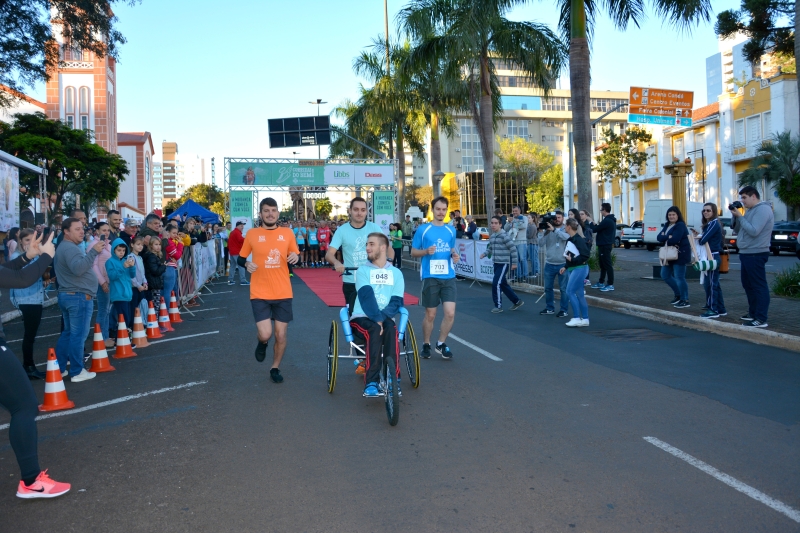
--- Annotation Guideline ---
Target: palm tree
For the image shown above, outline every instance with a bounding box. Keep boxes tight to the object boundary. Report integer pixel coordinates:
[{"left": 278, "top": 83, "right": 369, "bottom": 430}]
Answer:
[
  {"left": 556, "top": 0, "right": 711, "bottom": 216},
  {"left": 739, "top": 131, "right": 800, "bottom": 220},
  {"left": 399, "top": 0, "right": 566, "bottom": 218},
  {"left": 329, "top": 96, "right": 387, "bottom": 160}
]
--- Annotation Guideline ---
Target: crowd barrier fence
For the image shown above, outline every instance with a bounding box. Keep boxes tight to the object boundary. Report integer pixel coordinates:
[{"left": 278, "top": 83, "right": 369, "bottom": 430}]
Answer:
[{"left": 175, "top": 239, "right": 220, "bottom": 313}]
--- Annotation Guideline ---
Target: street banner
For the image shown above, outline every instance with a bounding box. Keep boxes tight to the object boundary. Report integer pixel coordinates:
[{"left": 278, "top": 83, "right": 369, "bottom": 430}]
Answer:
[
  {"left": 230, "top": 162, "right": 393, "bottom": 187},
  {"left": 354, "top": 164, "right": 394, "bottom": 185},
  {"left": 454, "top": 239, "right": 475, "bottom": 278},
  {"left": 229, "top": 190, "right": 254, "bottom": 236},
  {"left": 323, "top": 164, "right": 354, "bottom": 185},
  {"left": 193, "top": 242, "right": 218, "bottom": 290},
  {"left": 372, "top": 191, "right": 394, "bottom": 235},
  {"left": 0, "top": 160, "right": 20, "bottom": 232},
  {"left": 473, "top": 240, "right": 495, "bottom": 283}
]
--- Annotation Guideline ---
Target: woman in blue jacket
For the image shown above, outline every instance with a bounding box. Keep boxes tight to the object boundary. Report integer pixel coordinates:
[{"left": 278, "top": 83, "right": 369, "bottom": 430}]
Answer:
[
  {"left": 692, "top": 203, "right": 726, "bottom": 318},
  {"left": 9, "top": 230, "right": 47, "bottom": 379},
  {"left": 657, "top": 206, "right": 692, "bottom": 309},
  {"left": 105, "top": 238, "right": 136, "bottom": 331}
]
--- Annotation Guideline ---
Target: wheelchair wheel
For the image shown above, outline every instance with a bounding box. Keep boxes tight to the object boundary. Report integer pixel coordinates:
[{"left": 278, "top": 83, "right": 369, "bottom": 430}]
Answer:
[
  {"left": 403, "top": 322, "right": 420, "bottom": 389},
  {"left": 327, "top": 321, "right": 338, "bottom": 393},
  {"left": 383, "top": 356, "right": 399, "bottom": 426}
]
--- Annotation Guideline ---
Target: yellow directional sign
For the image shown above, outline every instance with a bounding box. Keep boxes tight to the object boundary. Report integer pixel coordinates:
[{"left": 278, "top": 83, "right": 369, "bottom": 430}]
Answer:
[{"left": 629, "top": 87, "right": 694, "bottom": 127}]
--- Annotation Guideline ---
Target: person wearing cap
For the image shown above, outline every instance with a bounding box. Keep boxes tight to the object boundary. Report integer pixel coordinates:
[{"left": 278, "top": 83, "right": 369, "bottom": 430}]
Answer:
[
  {"left": 120, "top": 218, "right": 139, "bottom": 248},
  {"left": 228, "top": 221, "right": 248, "bottom": 285}
]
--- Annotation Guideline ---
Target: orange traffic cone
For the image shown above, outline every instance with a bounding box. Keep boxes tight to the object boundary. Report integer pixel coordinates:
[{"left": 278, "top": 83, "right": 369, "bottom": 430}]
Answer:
[
  {"left": 158, "top": 297, "right": 175, "bottom": 332},
  {"left": 146, "top": 300, "right": 162, "bottom": 339},
  {"left": 113, "top": 314, "right": 137, "bottom": 359},
  {"left": 131, "top": 308, "right": 150, "bottom": 348},
  {"left": 88, "top": 323, "right": 115, "bottom": 373},
  {"left": 39, "top": 348, "right": 75, "bottom": 412},
  {"left": 168, "top": 292, "right": 183, "bottom": 323}
]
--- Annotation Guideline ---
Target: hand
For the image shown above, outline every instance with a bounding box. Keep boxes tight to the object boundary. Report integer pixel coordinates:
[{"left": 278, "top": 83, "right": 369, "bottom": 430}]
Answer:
[
  {"left": 729, "top": 207, "right": 741, "bottom": 218},
  {"left": 426, "top": 245, "right": 436, "bottom": 255},
  {"left": 379, "top": 323, "right": 384, "bottom": 336},
  {"left": 559, "top": 267, "right": 566, "bottom": 275},
  {"left": 143, "top": 235, "right": 152, "bottom": 244},
  {"left": 450, "top": 250, "right": 460, "bottom": 264},
  {"left": 245, "top": 261, "right": 257, "bottom": 274},
  {"left": 124, "top": 258, "right": 135, "bottom": 267},
  {"left": 690, "top": 228, "right": 698, "bottom": 235},
  {"left": 39, "top": 232, "right": 55, "bottom": 258},
  {"left": 480, "top": 253, "right": 485, "bottom": 259},
  {"left": 511, "top": 264, "right": 517, "bottom": 270},
  {"left": 102, "top": 282, "right": 110, "bottom": 293},
  {"left": 287, "top": 252, "right": 299, "bottom": 265},
  {"left": 92, "top": 239, "right": 105, "bottom": 253},
  {"left": 547, "top": 223, "right": 553, "bottom": 231},
  {"left": 138, "top": 286, "right": 145, "bottom": 292}
]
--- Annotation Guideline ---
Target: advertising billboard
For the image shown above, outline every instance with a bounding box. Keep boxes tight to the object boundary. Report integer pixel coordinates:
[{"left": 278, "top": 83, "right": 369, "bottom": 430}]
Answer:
[
  {"left": 372, "top": 191, "right": 394, "bottom": 235},
  {"left": 229, "top": 162, "right": 325, "bottom": 186},
  {"left": 323, "top": 164, "right": 354, "bottom": 185},
  {"left": 0, "top": 160, "right": 20, "bottom": 232},
  {"left": 229, "top": 190, "right": 254, "bottom": 235},
  {"left": 354, "top": 164, "right": 394, "bottom": 185}
]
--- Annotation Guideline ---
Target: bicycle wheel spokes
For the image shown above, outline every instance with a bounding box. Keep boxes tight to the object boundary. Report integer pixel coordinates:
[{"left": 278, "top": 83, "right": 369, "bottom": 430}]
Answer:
[
  {"left": 327, "top": 321, "right": 338, "bottom": 393},
  {"left": 384, "top": 357, "right": 399, "bottom": 426},
  {"left": 405, "top": 322, "right": 420, "bottom": 388}
]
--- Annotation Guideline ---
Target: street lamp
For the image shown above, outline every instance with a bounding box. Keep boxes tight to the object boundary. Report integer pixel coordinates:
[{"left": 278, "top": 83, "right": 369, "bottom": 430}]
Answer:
[
  {"left": 433, "top": 170, "right": 445, "bottom": 199},
  {"left": 309, "top": 98, "right": 327, "bottom": 159}
]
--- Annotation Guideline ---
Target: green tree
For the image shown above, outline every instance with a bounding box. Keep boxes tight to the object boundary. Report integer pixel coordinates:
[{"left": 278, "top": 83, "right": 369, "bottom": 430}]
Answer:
[
  {"left": 165, "top": 184, "right": 228, "bottom": 222},
  {"left": 594, "top": 126, "right": 652, "bottom": 183},
  {"left": 494, "top": 137, "right": 556, "bottom": 185},
  {"left": 557, "top": 0, "right": 711, "bottom": 216},
  {"left": 330, "top": 96, "right": 387, "bottom": 159},
  {"left": 526, "top": 164, "right": 563, "bottom": 213},
  {"left": 739, "top": 131, "right": 800, "bottom": 220},
  {"left": 0, "top": 112, "right": 127, "bottom": 221},
  {"left": 400, "top": 0, "right": 566, "bottom": 218},
  {"left": 406, "top": 183, "right": 433, "bottom": 214},
  {"left": 1, "top": 0, "right": 138, "bottom": 109},
  {"left": 315, "top": 197, "right": 333, "bottom": 219}
]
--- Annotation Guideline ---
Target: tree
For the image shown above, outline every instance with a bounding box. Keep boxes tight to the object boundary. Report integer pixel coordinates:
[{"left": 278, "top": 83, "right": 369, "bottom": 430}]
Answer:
[
  {"left": 557, "top": 0, "right": 711, "bottom": 217},
  {"left": 315, "top": 197, "right": 333, "bottom": 219},
  {"left": 594, "top": 126, "right": 652, "bottom": 184},
  {"left": 330, "top": 96, "right": 387, "bottom": 160},
  {"left": 406, "top": 183, "right": 433, "bottom": 214},
  {"left": 0, "top": 112, "right": 127, "bottom": 221},
  {"left": 526, "top": 164, "right": 564, "bottom": 213},
  {"left": 165, "top": 183, "right": 228, "bottom": 222},
  {"left": 400, "top": 0, "right": 566, "bottom": 218},
  {"left": 494, "top": 137, "right": 556, "bottom": 185},
  {"left": 1, "top": 0, "right": 137, "bottom": 109},
  {"left": 739, "top": 131, "right": 800, "bottom": 220}
]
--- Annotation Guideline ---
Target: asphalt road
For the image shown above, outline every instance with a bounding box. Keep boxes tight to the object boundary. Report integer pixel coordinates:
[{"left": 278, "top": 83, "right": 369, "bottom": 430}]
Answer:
[
  {"left": 614, "top": 246, "right": 799, "bottom": 273},
  {"left": 0, "top": 273, "right": 798, "bottom": 532}
]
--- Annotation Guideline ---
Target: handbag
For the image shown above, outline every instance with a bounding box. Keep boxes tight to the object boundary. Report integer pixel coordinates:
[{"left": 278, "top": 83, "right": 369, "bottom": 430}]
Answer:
[
  {"left": 658, "top": 245, "right": 678, "bottom": 265},
  {"left": 693, "top": 242, "right": 719, "bottom": 272}
]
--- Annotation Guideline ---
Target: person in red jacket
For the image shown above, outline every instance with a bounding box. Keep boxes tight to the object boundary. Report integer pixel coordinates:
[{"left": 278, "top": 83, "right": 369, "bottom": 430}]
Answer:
[
  {"left": 227, "top": 221, "right": 248, "bottom": 286},
  {"left": 163, "top": 225, "right": 184, "bottom": 310},
  {"left": 318, "top": 220, "right": 331, "bottom": 266}
]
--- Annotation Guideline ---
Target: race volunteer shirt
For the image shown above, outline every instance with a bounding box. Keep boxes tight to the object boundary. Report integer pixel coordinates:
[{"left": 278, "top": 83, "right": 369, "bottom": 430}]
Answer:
[
  {"left": 412, "top": 223, "right": 456, "bottom": 279},
  {"left": 239, "top": 227, "right": 299, "bottom": 300},
  {"left": 307, "top": 229, "right": 319, "bottom": 246},
  {"left": 351, "top": 261, "right": 405, "bottom": 320},
  {"left": 329, "top": 221, "right": 383, "bottom": 283}
]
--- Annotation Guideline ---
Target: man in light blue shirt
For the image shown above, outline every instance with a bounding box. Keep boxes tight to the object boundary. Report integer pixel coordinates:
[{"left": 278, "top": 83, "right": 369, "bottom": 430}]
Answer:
[
  {"left": 411, "top": 196, "right": 459, "bottom": 360},
  {"left": 350, "top": 232, "right": 404, "bottom": 397}
]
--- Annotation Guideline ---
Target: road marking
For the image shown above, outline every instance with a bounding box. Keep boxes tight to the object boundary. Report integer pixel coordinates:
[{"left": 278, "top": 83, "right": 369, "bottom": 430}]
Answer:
[
  {"left": 644, "top": 436, "right": 800, "bottom": 524},
  {"left": 6, "top": 332, "right": 60, "bottom": 343},
  {"left": 148, "top": 331, "right": 219, "bottom": 345},
  {"left": 0, "top": 381, "right": 208, "bottom": 431},
  {"left": 200, "top": 291, "right": 232, "bottom": 295},
  {"left": 447, "top": 334, "right": 502, "bottom": 361}
]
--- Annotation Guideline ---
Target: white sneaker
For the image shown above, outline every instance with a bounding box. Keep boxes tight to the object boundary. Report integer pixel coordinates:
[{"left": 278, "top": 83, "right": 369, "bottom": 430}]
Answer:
[
  {"left": 61, "top": 370, "right": 68, "bottom": 378},
  {"left": 70, "top": 369, "right": 96, "bottom": 383},
  {"left": 565, "top": 318, "right": 582, "bottom": 327},
  {"left": 577, "top": 319, "right": 590, "bottom": 327}
]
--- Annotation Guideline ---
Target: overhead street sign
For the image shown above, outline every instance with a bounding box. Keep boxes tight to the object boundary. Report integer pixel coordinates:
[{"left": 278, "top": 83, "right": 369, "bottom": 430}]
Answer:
[{"left": 628, "top": 86, "right": 694, "bottom": 127}]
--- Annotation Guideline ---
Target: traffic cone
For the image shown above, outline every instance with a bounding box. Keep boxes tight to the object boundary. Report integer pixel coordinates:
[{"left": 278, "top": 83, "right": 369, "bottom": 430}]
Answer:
[
  {"left": 39, "top": 348, "right": 75, "bottom": 412},
  {"left": 168, "top": 292, "right": 183, "bottom": 323},
  {"left": 131, "top": 308, "right": 150, "bottom": 348},
  {"left": 88, "top": 323, "right": 115, "bottom": 373},
  {"left": 158, "top": 297, "right": 175, "bottom": 332},
  {"left": 113, "top": 314, "right": 137, "bottom": 359},
  {"left": 146, "top": 300, "right": 163, "bottom": 339}
]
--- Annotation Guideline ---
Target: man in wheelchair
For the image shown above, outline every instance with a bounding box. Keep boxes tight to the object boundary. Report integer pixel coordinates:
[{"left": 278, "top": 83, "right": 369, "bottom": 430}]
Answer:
[{"left": 349, "top": 232, "right": 405, "bottom": 398}]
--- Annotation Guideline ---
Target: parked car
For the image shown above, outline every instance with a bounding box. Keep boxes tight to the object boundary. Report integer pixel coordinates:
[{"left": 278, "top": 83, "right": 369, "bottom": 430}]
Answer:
[
  {"left": 614, "top": 223, "right": 630, "bottom": 247},
  {"left": 718, "top": 217, "right": 738, "bottom": 252},
  {"left": 620, "top": 221, "right": 644, "bottom": 248},
  {"left": 475, "top": 226, "right": 490, "bottom": 240},
  {"left": 770, "top": 221, "right": 800, "bottom": 255}
]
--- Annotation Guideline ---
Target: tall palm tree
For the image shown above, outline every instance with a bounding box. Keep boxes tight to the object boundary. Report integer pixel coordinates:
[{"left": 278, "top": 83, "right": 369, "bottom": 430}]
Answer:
[
  {"left": 739, "top": 131, "right": 800, "bottom": 220},
  {"left": 556, "top": 0, "right": 711, "bottom": 216},
  {"left": 329, "top": 96, "right": 387, "bottom": 160},
  {"left": 400, "top": 0, "right": 566, "bottom": 218}
]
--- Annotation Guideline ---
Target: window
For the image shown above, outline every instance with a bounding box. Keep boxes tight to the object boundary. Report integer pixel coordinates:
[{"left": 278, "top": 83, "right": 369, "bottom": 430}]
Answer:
[
  {"left": 79, "top": 87, "right": 90, "bottom": 113},
  {"left": 507, "top": 120, "right": 529, "bottom": 139},
  {"left": 762, "top": 112, "right": 772, "bottom": 139},
  {"left": 541, "top": 97, "right": 571, "bottom": 111},
  {"left": 541, "top": 135, "right": 564, "bottom": 142},
  {"left": 495, "top": 75, "right": 537, "bottom": 89},
  {"left": 590, "top": 98, "right": 629, "bottom": 113},
  {"left": 544, "top": 121, "right": 563, "bottom": 128},
  {"left": 66, "top": 115, "right": 74, "bottom": 129},
  {"left": 673, "top": 137, "right": 684, "bottom": 159},
  {"left": 65, "top": 87, "right": 75, "bottom": 113},
  {"left": 746, "top": 115, "right": 761, "bottom": 145},
  {"left": 694, "top": 132, "right": 705, "bottom": 151},
  {"left": 145, "top": 156, "right": 151, "bottom": 183},
  {"left": 734, "top": 119, "right": 745, "bottom": 146},
  {"left": 551, "top": 150, "right": 563, "bottom": 157},
  {"left": 80, "top": 115, "right": 88, "bottom": 130}
]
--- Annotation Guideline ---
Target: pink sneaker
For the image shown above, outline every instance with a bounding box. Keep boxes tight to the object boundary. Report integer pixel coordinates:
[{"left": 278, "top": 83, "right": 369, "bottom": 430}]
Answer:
[{"left": 16, "top": 470, "right": 71, "bottom": 499}]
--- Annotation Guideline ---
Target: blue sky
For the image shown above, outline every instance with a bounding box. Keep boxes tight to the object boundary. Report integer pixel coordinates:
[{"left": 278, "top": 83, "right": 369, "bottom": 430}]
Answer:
[{"left": 30, "top": 0, "right": 738, "bottom": 170}]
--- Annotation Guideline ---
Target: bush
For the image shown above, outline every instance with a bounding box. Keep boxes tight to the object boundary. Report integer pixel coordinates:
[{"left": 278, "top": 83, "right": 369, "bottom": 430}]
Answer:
[
  {"left": 772, "top": 264, "right": 800, "bottom": 298},
  {"left": 588, "top": 247, "right": 617, "bottom": 271}
]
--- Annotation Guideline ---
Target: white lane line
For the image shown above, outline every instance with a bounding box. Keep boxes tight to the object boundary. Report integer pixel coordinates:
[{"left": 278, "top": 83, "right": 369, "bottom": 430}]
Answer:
[
  {"left": 199, "top": 291, "right": 232, "bottom": 295},
  {"left": 184, "top": 307, "right": 221, "bottom": 313},
  {"left": 0, "top": 381, "right": 208, "bottom": 431},
  {"left": 447, "top": 334, "right": 502, "bottom": 361},
  {"left": 148, "top": 331, "right": 219, "bottom": 345},
  {"left": 644, "top": 437, "right": 800, "bottom": 524},
  {"left": 6, "top": 332, "right": 60, "bottom": 343}
]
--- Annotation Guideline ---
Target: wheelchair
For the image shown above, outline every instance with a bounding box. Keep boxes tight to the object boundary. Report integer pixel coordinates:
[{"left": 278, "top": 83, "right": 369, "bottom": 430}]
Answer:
[{"left": 327, "top": 307, "right": 420, "bottom": 426}]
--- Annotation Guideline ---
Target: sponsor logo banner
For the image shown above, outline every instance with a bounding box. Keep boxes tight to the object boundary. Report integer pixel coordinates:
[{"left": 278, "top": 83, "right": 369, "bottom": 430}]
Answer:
[
  {"left": 324, "top": 164, "right": 354, "bottom": 185},
  {"left": 354, "top": 164, "right": 394, "bottom": 185}
]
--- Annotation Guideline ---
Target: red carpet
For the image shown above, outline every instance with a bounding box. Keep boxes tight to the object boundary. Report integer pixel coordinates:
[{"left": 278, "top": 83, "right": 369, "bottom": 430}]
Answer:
[{"left": 293, "top": 267, "right": 419, "bottom": 307}]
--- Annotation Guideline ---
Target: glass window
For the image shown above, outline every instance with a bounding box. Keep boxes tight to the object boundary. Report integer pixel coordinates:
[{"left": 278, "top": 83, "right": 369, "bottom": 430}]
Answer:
[
  {"left": 673, "top": 137, "right": 684, "bottom": 159},
  {"left": 79, "top": 87, "right": 90, "bottom": 113},
  {"left": 65, "top": 87, "right": 75, "bottom": 113},
  {"left": 66, "top": 115, "right": 74, "bottom": 129},
  {"left": 80, "top": 115, "right": 88, "bottom": 130},
  {"left": 541, "top": 97, "right": 571, "bottom": 111},
  {"left": 500, "top": 95, "right": 541, "bottom": 110},
  {"left": 746, "top": 115, "right": 761, "bottom": 144},
  {"left": 734, "top": 119, "right": 745, "bottom": 146},
  {"left": 145, "top": 156, "right": 150, "bottom": 183},
  {"left": 762, "top": 112, "right": 772, "bottom": 138}
]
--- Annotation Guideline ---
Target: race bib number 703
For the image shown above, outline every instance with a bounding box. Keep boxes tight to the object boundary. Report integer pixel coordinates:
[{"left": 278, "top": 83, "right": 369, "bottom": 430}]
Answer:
[{"left": 429, "top": 259, "right": 449, "bottom": 275}]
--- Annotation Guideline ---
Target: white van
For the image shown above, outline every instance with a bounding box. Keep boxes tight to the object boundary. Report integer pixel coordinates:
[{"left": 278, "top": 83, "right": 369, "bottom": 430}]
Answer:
[{"left": 643, "top": 199, "right": 704, "bottom": 251}]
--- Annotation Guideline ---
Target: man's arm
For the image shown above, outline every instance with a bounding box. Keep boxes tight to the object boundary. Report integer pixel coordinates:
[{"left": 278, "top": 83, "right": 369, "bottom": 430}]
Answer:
[
  {"left": 555, "top": 228, "right": 570, "bottom": 241},
  {"left": 736, "top": 207, "right": 772, "bottom": 237},
  {"left": 0, "top": 254, "right": 51, "bottom": 288},
  {"left": 355, "top": 269, "right": 383, "bottom": 323},
  {"left": 410, "top": 228, "right": 427, "bottom": 257},
  {"left": 66, "top": 246, "right": 99, "bottom": 276}
]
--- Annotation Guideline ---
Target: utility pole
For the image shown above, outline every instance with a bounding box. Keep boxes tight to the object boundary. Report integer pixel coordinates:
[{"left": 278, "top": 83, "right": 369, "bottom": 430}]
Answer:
[{"left": 309, "top": 99, "right": 327, "bottom": 159}]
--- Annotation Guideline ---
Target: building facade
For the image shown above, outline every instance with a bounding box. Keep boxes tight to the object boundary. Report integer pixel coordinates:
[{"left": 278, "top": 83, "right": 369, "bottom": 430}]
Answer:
[{"left": 117, "top": 132, "right": 155, "bottom": 216}]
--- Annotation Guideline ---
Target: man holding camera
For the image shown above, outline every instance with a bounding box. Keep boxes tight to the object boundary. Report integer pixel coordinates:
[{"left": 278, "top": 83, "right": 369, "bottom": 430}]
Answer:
[
  {"left": 730, "top": 186, "right": 774, "bottom": 328},
  {"left": 504, "top": 205, "right": 528, "bottom": 282},
  {"left": 540, "top": 210, "right": 570, "bottom": 317}
]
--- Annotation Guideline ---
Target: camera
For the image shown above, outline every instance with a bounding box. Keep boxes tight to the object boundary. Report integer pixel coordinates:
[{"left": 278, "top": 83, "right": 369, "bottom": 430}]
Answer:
[
  {"left": 539, "top": 213, "right": 557, "bottom": 230},
  {"left": 728, "top": 201, "right": 743, "bottom": 210}
]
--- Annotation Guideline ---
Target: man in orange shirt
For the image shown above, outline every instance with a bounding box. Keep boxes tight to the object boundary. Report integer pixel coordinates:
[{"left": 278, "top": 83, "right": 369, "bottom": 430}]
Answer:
[{"left": 238, "top": 198, "right": 299, "bottom": 383}]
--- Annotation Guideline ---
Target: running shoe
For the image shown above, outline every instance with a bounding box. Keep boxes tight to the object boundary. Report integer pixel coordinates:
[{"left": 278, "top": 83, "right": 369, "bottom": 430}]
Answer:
[
  {"left": 539, "top": 309, "right": 554, "bottom": 315},
  {"left": 701, "top": 310, "right": 720, "bottom": 319},
  {"left": 670, "top": 296, "right": 681, "bottom": 305},
  {"left": 355, "top": 360, "right": 366, "bottom": 375},
  {"left": 240, "top": 281, "right": 250, "bottom": 286},
  {"left": 556, "top": 310, "right": 568, "bottom": 318},
  {"left": 599, "top": 285, "right": 615, "bottom": 292},
  {"left": 421, "top": 343, "right": 431, "bottom": 359},
  {"left": 744, "top": 320, "right": 768, "bottom": 328},
  {"left": 740, "top": 314, "right": 755, "bottom": 321},
  {"left": 673, "top": 300, "right": 690, "bottom": 309},
  {"left": 718, "top": 311, "right": 728, "bottom": 316},
  {"left": 436, "top": 343, "right": 453, "bottom": 360},
  {"left": 510, "top": 300, "right": 524, "bottom": 311},
  {"left": 70, "top": 369, "right": 96, "bottom": 382},
  {"left": 701, "top": 305, "right": 710, "bottom": 311},
  {"left": 578, "top": 319, "right": 590, "bottom": 327},
  {"left": 228, "top": 280, "right": 235, "bottom": 286},
  {"left": 16, "top": 470, "right": 70, "bottom": 499},
  {"left": 583, "top": 279, "right": 591, "bottom": 286},
  {"left": 590, "top": 283, "right": 605, "bottom": 289},
  {"left": 491, "top": 307, "right": 503, "bottom": 313},
  {"left": 363, "top": 382, "right": 380, "bottom": 397},
  {"left": 255, "top": 341, "right": 268, "bottom": 362},
  {"left": 565, "top": 318, "right": 582, "bottom": 327},
  {"left": 270, "top": 368, "right": 284, "bottom": 383}
]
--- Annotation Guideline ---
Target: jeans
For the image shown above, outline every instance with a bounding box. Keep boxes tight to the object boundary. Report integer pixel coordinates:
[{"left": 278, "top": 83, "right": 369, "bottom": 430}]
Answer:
[
  {"left": 228, "top": 255, "right": 246, "bottom": 283},
  {"left": 56, "top": 293, "right": 94, "bottom": 377},
  {"left": 566, "top": 265, "right": 590, "bottom": 319},
  {"left": 392, "top": 247, "right": 402, "bottom": 268},
  {"left": 661, "top": 263, "right": 688, "bottom": 302},
  {"left": 598, "top": 244, "right": 614, "bottom": 285},
  {"left": 513, "top": 243, "right": 527, "bottom": 279},
  {"left": 163, "top": 266, "right": 178, "bottom": 301},
  {"left": 702, "top": 254, "right": 726, "bottom": 313},
  {"left": 544, "top": 262, "right": 568, "bottom": 312},
  {"left": 740, "top": 252, "right": 770, "bottom": 322},
  {"left": 492, "top": 263, "right": 520, "bottom": 308},
  {"left": 113, "top": 301, "right": 132, "bottom": 331},
  {"left": 96, "top": 284, "right": 112, "bottom": 340},
  {"left": 17, "top": 304, "right": 43, "bottom": 367},
  {"left": 527, "top": 244, "right": 539, "bottom": 276}
]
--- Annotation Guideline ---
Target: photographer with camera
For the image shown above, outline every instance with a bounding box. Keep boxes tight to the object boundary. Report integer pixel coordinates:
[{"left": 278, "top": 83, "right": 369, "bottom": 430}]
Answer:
[
  {"left": 539, "top": 210, "right": 570, "bottom": 317},
  {"left": 585, "top": 203, "right": 616, "bottom": 292},
  {"left": 730, "top": 186, "right": 774, "bottom": 328}
]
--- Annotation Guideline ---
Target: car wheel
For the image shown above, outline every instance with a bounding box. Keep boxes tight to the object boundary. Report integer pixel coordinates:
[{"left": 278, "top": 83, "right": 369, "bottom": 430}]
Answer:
[
  {"left": 646, "top": 244, "right": 655, "bottom": 252},
  {"left": 615, "top": 237, "right": 621, "bottom": 247},
  {"left": 623, "top": 242, "right": 631, "bottom": 249},
  {"left": 771, "top": 248, "right": 780, "bottom": 256}
]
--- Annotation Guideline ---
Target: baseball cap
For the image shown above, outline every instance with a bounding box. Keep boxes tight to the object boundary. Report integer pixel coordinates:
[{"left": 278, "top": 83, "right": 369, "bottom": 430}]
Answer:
[
  {"left": 124, "top": 218, "right": 140, "bottom": 227},
  {"left": 235, "top": 220, "right": 245, "bottom": 227}
]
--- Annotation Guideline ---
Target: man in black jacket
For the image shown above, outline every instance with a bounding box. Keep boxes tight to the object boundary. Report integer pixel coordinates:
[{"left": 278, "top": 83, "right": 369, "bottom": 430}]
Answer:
[{"left": 586, "top": 203, "right": 616, "bottom": 291}]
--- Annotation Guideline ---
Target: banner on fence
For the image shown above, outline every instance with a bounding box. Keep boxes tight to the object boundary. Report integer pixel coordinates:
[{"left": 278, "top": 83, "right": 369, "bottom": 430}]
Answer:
[{"left": 193, "top": 242, "right": 217, "bottom": 290}]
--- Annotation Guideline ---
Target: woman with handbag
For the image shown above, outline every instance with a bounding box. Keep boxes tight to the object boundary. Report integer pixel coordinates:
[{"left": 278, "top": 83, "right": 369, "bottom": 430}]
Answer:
[
  {"left": 692, "top": 203, "right": 727, "bottom": 319},
  {"left": 657, "top": 206, "right": 692, "bottom": 309}
]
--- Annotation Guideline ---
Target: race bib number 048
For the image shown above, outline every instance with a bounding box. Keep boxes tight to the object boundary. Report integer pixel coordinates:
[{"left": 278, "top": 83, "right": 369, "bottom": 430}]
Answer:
[
  {"left": 370, "top": 269, "right": 394, "bottom": 285},
  {"left": 429, "top": 259, "right": 448, "bottom": 275}
]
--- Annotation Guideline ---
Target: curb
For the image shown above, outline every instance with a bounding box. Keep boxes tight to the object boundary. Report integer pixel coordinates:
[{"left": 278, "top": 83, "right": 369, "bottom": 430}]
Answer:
[
  {"left": 1, "top": 298, "right": 59, "bottom": 324},
  {"left": 508, "top": 283, "right": 800, "bottom": 353}
]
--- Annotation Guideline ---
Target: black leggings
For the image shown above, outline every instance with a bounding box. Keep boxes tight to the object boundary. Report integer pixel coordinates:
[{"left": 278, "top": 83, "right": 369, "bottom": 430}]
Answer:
[
  {"left": 0, "top": 339, "right": 41, "bottom": 484},
  {"left": 18, "top": 304, "right": 43, "bottom": 367}
]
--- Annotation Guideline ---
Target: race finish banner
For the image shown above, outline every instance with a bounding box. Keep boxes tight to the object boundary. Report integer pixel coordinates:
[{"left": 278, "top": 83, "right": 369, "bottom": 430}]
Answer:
[
  {"left": 229, "top": 161, "right": 394, "bottom": 187},
  {"left": 372, "top": 191, "right": 394, "bottom": 235},
  {"left": 229, "top": 190, "right": 254, "bottom": 235}
]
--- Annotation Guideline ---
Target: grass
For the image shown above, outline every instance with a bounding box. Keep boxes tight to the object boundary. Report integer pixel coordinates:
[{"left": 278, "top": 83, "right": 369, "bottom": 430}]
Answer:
[{"left": 772, "top": 263, "right": 800, "bottom": 298}]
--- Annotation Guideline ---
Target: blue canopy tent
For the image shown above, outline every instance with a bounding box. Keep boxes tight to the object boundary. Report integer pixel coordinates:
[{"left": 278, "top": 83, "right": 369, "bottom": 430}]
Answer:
[{"left": 166, "top": 199, "right": 221, "bottom": 225}]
